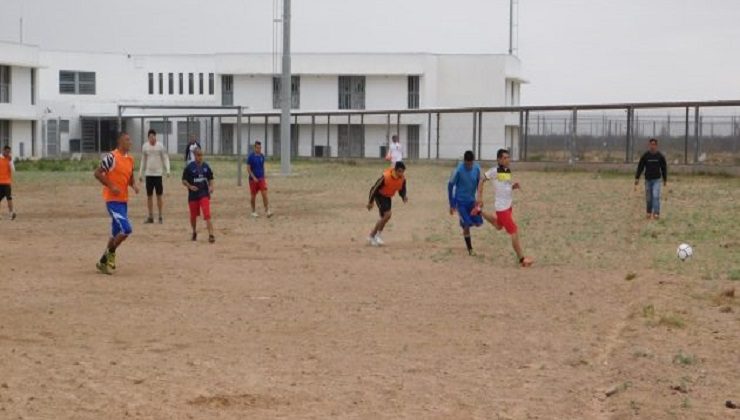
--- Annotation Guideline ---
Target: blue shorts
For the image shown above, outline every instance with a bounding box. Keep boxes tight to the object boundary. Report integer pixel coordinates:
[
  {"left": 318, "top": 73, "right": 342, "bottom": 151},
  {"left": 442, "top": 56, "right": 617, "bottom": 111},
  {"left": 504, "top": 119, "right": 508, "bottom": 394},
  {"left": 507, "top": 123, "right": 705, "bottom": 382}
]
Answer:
[
  {"left": 457, "top": 201, "right": 483, "bottom": 228},
  {"left": 106, "top": 202, "right": 133, "bottom": 237}
]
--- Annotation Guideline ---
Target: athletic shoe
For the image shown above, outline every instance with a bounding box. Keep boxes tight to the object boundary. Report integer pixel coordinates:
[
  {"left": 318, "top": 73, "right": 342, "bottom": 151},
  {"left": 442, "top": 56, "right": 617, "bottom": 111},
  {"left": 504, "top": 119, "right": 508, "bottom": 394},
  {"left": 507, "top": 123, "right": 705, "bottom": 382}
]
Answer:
[
  {"left": 266, "top": 209, "right": 274, "bottom": 218},
  {"left": 251, "top": 212, "right": 259, "bottom": 218},
  {"left": 374, "top": 234, "right": 385, "bottom": 246},
  {"left": 208, "top": 235, "right": 216, "bottom": 244},
  {"left": 107, "top": 251, "right": 116, "bottom": 270},
  {"left": 191, "top": 232, "right": 197, "bottom": 241},
  {"left": 96, "top": 261, "right": 112, "bottom": 275},
  {"left": 158, "top": 216, "right": 163, "bottom": 224},
  {"left": 10, "top": 212, "right": 16, "bottom": 220},
  {"left": 468, "top": 249, "right": 476, "bottom": 256},
  {"left": 520, "top": 256, "right": 534, "bottom": 268},
  {"left": 367, "top": 236, "right": 379, "bottom": 247},
  {"left": 144, "top": 217, "right": 154, "bottom": 224}
]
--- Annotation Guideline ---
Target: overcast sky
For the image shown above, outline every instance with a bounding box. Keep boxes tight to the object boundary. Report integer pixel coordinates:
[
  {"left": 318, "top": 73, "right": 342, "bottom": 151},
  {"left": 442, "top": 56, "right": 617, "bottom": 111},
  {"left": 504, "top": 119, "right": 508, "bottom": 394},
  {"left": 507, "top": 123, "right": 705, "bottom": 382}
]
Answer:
[{"left": 1, "top": 0, "right": 739, "bottom": 105}]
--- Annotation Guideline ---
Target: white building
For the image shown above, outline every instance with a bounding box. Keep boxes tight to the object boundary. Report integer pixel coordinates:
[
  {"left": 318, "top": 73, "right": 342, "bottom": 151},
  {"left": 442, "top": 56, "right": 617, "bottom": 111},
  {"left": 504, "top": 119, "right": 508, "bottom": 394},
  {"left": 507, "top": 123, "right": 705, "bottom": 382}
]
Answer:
[
  {"left": 1, "top": 42, "right": 525, "bottom": 160},
  {"left": 0, "top": 41, "right": 40, "bottom": 159}
]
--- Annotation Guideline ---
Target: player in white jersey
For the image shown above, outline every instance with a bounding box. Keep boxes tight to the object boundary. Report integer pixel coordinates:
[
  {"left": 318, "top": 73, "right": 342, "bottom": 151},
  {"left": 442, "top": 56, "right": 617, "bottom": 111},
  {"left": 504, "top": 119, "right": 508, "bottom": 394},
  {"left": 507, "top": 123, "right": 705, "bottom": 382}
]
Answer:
[
  {"left": 139, "top": 129, "right": 171, "bottom": 224},
  {"left": 477, "top": 148, "right": 534, "bottom": 267},
  {"left": 387, "top": 134, "right": 403, "bottom": 166}
]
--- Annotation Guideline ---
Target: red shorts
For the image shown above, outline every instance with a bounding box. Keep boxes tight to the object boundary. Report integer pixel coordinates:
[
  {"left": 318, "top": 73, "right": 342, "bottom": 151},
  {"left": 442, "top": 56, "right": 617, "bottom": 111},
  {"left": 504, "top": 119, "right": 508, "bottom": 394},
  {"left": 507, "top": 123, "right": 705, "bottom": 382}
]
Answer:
[
  {"left": 189, "top": 197, "right": 211, "bottom": 221},
  {"left": 495, "top": 207, "right": 518, "bottom": 235},
  {"left": 249, "top": 178, "right": 268, "bottom": 195}
]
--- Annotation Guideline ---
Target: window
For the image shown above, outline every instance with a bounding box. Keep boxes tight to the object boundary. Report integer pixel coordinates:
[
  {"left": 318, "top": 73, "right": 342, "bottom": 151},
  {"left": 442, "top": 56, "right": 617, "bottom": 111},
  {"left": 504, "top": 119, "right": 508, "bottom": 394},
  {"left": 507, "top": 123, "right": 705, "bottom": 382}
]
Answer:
[
  {"left": 338, "top": 76, "right": 365, "bottom": 110},
  {"left": 221, "top": 75, "right": 233, "bottom": 106},
  {"left": 0, "top": 66, "right": 10, "bottom": 103},
  {"left": 148, "top": 72, "right": 154, "bottom": 94},
  {"left": 199, "top": 73, "right": 204, "bottom": 95},
  {"left": 408, "top": 76, "right": 420, "bottom": 109},
  {"left": 208, "top": 73, "right": 214, "bottom": 95},
  {"left": 168, "top": 73, "right": 174, "bottom": 94},
  {"left": 188, "top": 73, "right": 194, "bottom": 95},
  {"left": 158, "top": 73, "right": 163, "bottom": 95},
  {"left": 30, "top": 68, "right": 35, "bottom": 105},
  {"left": 60, "top": 71, "right": 96, "bottom": 95},
  {"left": 272, "top": 76, "right": 300, "bottom": 109},
  {"left": 0, "top": 120, "right": 9, "bottom": 148},
  {"left": 59, "top": 120, "right": 70, "bottom": 133},
  {"left": 179, "top": 73, "right": 183, "bottom": 94},
  {"left": 150, "top": 121, "right": 173, "bottom": 134}
]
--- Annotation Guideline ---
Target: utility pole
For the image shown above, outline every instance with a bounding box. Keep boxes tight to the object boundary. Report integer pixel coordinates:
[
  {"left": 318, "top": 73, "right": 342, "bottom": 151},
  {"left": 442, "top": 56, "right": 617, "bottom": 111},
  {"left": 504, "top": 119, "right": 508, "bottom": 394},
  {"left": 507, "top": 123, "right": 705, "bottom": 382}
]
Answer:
[{"left": 280, "top": 0, "right": 292, "bottom": 175}]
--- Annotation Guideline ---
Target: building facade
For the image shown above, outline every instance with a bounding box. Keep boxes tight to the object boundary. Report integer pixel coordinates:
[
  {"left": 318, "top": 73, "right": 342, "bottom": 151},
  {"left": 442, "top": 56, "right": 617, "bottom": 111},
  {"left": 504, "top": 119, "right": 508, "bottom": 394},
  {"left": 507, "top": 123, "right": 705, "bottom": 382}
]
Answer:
[{"left": 1, "top": 42, "right": 525, "bottom": 161}]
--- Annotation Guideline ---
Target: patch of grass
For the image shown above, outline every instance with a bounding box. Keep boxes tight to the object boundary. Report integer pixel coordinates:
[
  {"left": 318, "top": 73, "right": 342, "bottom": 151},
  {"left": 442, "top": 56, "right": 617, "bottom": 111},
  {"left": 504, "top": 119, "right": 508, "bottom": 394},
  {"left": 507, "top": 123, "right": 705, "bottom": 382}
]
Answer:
[
  {"left": 672, "top": 351, "right": 696, "bottom": 366},
  {"left": 642, "top": 304, "right": 655, "bottom": 318},
  {"left": 625, "top": 272, "right": 637, "bottom": 281},
  {"left": 658, "top": 313, "right": 686, "bottom": 329},
  {"left": 729, "top": 269, "right": 740, "bottom": 281},
  {"left": 15, "top": 158, "right": 99, "bottom": 172},
  {"left": 681, "top": 397, "right": 691, "bottom": 409}
]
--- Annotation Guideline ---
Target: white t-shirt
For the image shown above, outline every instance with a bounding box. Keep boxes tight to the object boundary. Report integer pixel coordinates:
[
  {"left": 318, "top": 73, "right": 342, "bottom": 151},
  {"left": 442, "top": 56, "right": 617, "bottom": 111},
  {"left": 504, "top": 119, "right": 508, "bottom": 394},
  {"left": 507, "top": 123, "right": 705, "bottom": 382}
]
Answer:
[
  {"left": 389, "top": 141, "right": 403, "bottom": 163},
  {"left": 139, "top": 141, "right": 171, "bottom": 177},
  {"left": 186, "top": 142, "right": 200, "bottom": 165},
  {"left": 484, "top": 165, "right": 514, "bottom": 211}
]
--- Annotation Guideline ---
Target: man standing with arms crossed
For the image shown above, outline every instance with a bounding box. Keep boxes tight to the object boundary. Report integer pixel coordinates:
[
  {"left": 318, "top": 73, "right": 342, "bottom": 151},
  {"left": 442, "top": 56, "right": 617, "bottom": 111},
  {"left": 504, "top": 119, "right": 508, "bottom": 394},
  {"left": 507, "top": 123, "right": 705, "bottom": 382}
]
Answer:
[
  {"left": 94, "top": 132, "right": 139, "bottom": 275},
  {"left": 246, "top": 141, "right": 272, "bottom": 218},
  {"left": 139, "top": 129, "right": 170, "bottom": 224}
]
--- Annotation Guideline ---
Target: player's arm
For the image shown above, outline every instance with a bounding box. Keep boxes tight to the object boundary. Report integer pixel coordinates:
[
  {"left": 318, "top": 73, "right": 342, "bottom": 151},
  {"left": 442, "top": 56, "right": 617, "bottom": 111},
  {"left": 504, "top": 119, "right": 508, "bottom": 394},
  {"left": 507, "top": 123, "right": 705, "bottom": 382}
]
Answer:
[
  {"left": 246, "top": 161, "right": 256, "bottom": 181},
  {"left": 207, "top": 167, "right": 214, "bottom": 193},
  {"left": 448, "top": 170, "right": 458, "bottom": 212},
  {"left": 367, "top": 176, "right": 384, "bottom": 210},
  {"left": 94, "top": 153, "right": 119, "bottom": 194},
  {"left": 477, "top": 173, "right": 489, "bottom": 204},
  {"left": 181, "top": 167, "right": 196, "bottom": 191},
  {"left": 399, "top": 180, "right": 408, "bottom": 203},
  {"left": 162, "top": 148, "right": 171, "bottom": 177},
  {"left": 660, "top": 154, "right": 667, "bottom": 185},
  {"left": 129, "top": 172, "right": 140, "bottom": 194},
  {"left": 634, "top": 154, "right": 646, "bottom": 185}
]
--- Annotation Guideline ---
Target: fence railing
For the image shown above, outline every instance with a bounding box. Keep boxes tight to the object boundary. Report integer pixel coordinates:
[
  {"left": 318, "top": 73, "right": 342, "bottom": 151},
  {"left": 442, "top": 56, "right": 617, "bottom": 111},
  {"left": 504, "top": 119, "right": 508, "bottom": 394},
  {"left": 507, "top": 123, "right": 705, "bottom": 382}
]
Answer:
[{"left": 40, "top": 100, "right": 740, "bottom": 166}]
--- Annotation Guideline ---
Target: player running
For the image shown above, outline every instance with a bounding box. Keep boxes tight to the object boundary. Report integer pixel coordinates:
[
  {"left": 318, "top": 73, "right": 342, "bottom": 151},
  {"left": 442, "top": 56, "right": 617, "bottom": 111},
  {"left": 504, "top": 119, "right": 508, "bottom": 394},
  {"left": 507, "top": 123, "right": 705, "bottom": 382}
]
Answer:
[
  {"left": 448, "top": 150, "right": 483, "bottom": 255},
  {"left": 182, "top": 148, "right": 215, "bottom": 243},
  {"left": 0, "top": 145, "right": 16, "bottom": 220},
  {"left": 245, "top": 141, "right": 272, "bottom": 218},
  {"left": 477, "top": 149, "right": 534, "bottom": 267},
  {"left": 139, "top": 129, "right": 170, "bottom": 224},
  {"left": 94, "top": 132, "right": 139, "bottom": 274},
  {"left": 366, "top": 161, "right": 408, "bottom": 246}
]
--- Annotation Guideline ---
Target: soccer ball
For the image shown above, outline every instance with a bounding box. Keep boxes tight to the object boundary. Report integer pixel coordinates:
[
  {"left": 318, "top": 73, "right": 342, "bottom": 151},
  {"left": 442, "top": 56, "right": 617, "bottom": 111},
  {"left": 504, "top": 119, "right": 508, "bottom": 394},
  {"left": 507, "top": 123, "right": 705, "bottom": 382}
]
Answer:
[{"left": 676, "top": 243, "right": 693, "bottom": 261}]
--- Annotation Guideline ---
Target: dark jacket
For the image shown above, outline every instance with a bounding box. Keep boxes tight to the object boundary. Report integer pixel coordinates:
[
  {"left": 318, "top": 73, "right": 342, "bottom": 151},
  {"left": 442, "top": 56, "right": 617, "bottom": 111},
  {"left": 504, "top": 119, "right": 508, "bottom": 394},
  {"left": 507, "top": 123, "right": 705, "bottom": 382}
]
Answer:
[{"left": 635, "top": 151, "right": 667, "bottom": 183}]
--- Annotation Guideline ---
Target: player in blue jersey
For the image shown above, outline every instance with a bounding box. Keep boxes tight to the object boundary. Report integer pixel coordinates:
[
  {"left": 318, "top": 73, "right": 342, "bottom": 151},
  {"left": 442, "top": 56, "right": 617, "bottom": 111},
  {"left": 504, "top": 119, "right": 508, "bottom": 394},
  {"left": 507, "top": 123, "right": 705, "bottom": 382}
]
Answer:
[{"left": 448, "top": 150, "right": 483, "bottom": 255}]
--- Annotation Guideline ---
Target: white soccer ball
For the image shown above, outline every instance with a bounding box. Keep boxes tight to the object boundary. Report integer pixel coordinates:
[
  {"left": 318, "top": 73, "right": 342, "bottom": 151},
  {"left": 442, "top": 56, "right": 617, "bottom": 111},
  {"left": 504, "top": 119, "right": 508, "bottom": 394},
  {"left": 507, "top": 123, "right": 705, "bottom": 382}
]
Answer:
[{"left": 676, "top": 243, "right": 693, "bottom": 261}]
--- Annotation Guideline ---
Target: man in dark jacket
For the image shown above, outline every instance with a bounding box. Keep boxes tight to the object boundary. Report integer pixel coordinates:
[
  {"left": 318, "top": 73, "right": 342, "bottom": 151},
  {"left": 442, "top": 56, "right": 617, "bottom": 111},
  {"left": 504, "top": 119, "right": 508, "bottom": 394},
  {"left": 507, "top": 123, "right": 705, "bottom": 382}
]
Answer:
[{"left": 634, "top": 138, "right": 668, "bottom": 220}]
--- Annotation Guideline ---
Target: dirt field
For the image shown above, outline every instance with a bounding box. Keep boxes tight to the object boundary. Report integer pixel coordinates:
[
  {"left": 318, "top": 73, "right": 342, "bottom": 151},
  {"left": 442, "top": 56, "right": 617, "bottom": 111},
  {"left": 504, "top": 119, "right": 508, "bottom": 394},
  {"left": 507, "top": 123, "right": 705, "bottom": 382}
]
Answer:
[{"left": 1, "top": 159, "right": 738, "bottom": 419}]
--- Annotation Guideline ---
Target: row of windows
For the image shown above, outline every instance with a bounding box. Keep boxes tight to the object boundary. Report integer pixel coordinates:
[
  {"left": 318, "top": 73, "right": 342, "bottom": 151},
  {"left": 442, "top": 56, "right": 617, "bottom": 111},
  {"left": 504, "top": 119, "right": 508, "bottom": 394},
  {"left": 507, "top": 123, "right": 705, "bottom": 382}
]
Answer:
[
  {"left": 223, "top": 75, "right": 421, "bottom": 110},
  {"left": 149, "top": 72, "right": 215, "bottom": 96}
]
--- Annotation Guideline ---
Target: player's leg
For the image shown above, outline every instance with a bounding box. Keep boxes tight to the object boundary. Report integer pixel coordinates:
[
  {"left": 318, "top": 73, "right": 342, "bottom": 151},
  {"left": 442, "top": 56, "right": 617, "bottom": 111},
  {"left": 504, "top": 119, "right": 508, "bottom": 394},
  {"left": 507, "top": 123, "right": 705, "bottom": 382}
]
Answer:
[
  {"left": 645, "top": 180, "right": 653, "bottom": 219},
  {"left": 98, "top": 203, "right": 132, "bottom": 273},
  {"left": 145, "top": 177, "right": 155, "bottom": 223},
  {"left": 502, "top": 210, "right": 532, "bottom": 267},
  {"left": 189, "top": 200, "right": 199, "bottom": 240},
  {"left": 261, "top": 183, "right": 272, "bottom": 217},
  {"left": 202, "top": 197, "right": 215, "bottom": 243},
  {"left": 249, "top": 182, "right": 258, "bottom": 217},
  {"left": 652, "top": 180, "right": 661, "bottom": 219},
  {"left": 155, "top": 177, "right": 164, "bottom": 223},
  {"left": 370, "top": 195, "right": 391, "bottom": 244},
  {"left": 7, "top": 197, "right": 14, "bottom": 220}
]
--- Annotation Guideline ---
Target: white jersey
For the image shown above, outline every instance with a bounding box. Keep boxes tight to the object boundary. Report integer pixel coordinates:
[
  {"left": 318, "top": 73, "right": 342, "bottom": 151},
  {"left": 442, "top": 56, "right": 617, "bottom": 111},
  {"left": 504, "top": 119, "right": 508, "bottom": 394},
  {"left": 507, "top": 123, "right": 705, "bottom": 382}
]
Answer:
[
  {"left": 484, "top": 165, "right": 514, "bottom": 211},
  {"left": 389, "top": 141, "right": 403, "bottom": 164},
  {"left": 139, "top": 142, "right": 170, "bottom": 177}
]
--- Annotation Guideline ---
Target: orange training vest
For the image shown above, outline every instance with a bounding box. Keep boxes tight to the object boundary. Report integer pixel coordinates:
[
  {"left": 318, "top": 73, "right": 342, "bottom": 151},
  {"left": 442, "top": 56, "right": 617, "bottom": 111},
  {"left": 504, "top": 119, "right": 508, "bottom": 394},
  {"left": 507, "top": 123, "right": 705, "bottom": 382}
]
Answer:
[
  {"left": 0, "top": 156, "right": 12, "bottom": 185},
  {"left": 378, "top": 168, "right": 405, "bottom": 198},
  {"left": 102, "top": 149, "right": 134, "bottom": 202}
]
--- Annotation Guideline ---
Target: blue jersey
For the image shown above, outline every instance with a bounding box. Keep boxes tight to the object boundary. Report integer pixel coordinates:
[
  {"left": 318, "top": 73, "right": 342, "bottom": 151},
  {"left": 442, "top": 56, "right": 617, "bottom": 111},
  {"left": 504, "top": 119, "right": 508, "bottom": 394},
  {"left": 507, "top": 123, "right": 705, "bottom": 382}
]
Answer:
[
  {"left": 182, "top": 161, "right": 213, "bottom": 201},
  {"left": 246, "top": 152, "right": 265, "bottom": 180},
  {"left": 448, "top": 162, "right": 480, "bottom": 207}
]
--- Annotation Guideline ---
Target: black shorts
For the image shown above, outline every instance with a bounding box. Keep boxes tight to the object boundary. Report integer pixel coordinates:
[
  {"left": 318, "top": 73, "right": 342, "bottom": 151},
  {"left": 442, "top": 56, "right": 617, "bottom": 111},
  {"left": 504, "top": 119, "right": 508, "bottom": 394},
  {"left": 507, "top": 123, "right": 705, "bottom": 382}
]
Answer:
[
  {"left": 0, "top": 185, "right": 11, "bottom": 201},
  {"left": 374, "top": 193, "right": 392, "bottom": 217},
  {"left": 145, "top": 176, "right": 164, "bottom": 196}
]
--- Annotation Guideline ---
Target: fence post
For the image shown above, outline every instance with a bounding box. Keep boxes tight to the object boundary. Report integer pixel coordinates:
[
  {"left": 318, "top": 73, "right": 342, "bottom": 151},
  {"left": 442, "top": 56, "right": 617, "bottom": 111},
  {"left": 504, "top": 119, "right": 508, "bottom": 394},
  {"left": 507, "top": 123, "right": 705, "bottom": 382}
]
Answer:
[
  {"left": 684, "top": 106, "right": 689, "bottom": 165},
  {"left": 427, "top": 112, "right": 431, "bottom": 160},
  {"left": 477, "top": 111, "right": 483, "bottom": 159},
  {"left": 524, "top": 110, "right": 530, "bottom": 161},
  {"left": 518, "top": 111, "right": 523, "bottom": 161},
  {"left": 436, "top": 112, "right": 440, "bottom": 159},
  {"left": 570, "top": 108, "right": 577, "bottom": 164},
  {"left": 264, "top": 115, "right": 269, "bottom": 156},
  {"left": 625, "top": 107, "right": 632, "bottom": 163},
  {"left": 237, "top": 107, "right": 242, "bottom": 186},
  {"left": 247, "top": 115, "right": 251, "bottom": 155},
  {"left": 694, "top": 105, "right": 700, "bottom": 163},
  {"left": 326, "top": 114, "right": 331, "bottom": 156},
  {"left": 310, "top": 115, "right": 315, "bottom": 157}
]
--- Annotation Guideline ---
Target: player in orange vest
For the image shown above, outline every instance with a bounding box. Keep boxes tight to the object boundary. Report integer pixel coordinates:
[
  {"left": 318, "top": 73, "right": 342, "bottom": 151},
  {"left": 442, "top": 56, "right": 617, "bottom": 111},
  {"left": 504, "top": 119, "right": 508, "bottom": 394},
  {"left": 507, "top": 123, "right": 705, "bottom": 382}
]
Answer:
[
  {"left": 366, "top": 161, "right": 408, "bottom": 246},
  {"left": 93, "top": 132, "right": 139, "bottom": 274},
  {"left": 0, "top": 145, "right": 16, "bottom": 220}
]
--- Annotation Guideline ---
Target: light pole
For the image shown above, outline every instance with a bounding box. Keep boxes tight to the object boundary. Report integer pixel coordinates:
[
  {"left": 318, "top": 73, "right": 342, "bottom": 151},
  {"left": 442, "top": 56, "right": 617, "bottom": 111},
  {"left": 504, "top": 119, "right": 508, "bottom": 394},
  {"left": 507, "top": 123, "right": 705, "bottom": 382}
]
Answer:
[{"left": 280, "top": 0, "right": 292, "bottom": 175}]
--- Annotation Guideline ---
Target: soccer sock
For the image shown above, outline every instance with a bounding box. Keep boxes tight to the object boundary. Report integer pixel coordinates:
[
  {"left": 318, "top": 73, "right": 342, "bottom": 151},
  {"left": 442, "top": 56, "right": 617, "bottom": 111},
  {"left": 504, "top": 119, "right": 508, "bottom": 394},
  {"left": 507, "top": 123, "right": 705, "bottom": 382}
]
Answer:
[
  {"left": 464, "top": 235, "right": 472, "bottom": 252},
  {"left": 108, "top": 246, "right": 116, "bottom": 254}
]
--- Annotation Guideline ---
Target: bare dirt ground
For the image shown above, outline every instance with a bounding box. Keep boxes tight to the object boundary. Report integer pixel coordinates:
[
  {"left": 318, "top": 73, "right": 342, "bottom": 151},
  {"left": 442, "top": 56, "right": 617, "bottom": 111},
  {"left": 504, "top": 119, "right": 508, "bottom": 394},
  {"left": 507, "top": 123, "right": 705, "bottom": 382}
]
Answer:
[{"left": 1, "top": 160, "right": 738, "bottom": 419}]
